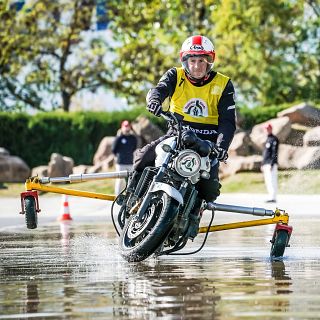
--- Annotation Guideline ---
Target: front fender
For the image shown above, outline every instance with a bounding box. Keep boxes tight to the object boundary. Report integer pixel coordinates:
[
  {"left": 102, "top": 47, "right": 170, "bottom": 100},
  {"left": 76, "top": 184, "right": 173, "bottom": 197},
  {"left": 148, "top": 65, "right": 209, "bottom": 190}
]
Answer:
[{"left": 149, "top": 182, "right": 184, "bottom": 205}]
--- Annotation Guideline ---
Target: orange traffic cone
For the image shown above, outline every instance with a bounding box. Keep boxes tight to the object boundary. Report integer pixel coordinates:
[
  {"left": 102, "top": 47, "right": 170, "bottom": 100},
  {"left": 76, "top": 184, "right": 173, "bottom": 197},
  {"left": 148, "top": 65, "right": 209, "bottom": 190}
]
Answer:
[{"left": 57, "top": 194, "right": 73, "bottom": 221}]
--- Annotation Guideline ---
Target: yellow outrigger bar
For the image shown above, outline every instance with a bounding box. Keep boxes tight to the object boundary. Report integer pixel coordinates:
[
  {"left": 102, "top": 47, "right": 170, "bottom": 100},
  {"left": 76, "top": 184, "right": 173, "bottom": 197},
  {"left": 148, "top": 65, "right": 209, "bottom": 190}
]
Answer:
[
  {"left": 23, "top": 171, "right": 130, "bottom": 201},
  {"left": 199, "top": 202, "right": 289, "bottom": 234},
  {"left": 22, "top": 171, "right": 290, "bottom": 235}
]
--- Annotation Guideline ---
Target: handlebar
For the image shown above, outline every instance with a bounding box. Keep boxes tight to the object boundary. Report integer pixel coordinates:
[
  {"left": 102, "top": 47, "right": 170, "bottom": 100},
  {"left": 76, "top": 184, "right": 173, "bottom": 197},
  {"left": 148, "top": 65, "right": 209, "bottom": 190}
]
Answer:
[{"left": 160, "top": 111, "right": 227, "bottom": 161}]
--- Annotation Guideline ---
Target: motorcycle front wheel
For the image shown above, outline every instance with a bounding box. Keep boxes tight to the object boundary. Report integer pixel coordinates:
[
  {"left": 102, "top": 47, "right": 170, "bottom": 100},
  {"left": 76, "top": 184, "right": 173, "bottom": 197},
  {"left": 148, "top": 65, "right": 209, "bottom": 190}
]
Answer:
[{"left": 120, "top": 191, "right": 179, "bottom": 262}]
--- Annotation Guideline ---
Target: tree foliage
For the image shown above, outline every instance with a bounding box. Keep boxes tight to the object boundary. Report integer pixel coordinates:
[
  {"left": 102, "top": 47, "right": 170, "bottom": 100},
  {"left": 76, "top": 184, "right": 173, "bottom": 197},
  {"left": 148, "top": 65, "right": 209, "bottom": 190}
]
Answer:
[
  {"left": 0, "top": 0, "right": 112, "bottom": 111},
  {"left": 210, "top": 0, "right": 319, "bottom": 106},
  {"left": 0, "top": 0, "right": 319, "bottom": 111}
]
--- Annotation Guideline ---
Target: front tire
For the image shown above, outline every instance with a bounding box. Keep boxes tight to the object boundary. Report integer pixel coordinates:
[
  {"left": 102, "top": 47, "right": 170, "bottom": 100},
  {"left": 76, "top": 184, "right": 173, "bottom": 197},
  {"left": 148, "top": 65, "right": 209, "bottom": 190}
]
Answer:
[{"left": 120, "top": 191, "right": 179, "bottom": 262}]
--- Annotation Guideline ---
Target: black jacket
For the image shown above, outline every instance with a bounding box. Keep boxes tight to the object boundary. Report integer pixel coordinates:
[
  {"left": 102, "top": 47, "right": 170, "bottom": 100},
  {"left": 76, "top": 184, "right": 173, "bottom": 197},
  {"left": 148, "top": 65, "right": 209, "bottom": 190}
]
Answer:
[
  {"left": 146, "top": 68, "right": 236, "bottom": 150},
  {"left": 262, "top": 134, "right": 279, "bottom": 166},
  {"left": 112, "top": 134, "right": 137, "bottom": 165}
]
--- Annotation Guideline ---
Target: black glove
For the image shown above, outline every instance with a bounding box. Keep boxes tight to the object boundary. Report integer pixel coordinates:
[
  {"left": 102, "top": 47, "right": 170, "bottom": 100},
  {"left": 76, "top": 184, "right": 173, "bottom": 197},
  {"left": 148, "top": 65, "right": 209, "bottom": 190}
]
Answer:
[
  {"left": 216, "top": 147, "right": 228, "bottom": 162},
  {"left": 147, "top": 99, "right": 162, "bottom": 117}
]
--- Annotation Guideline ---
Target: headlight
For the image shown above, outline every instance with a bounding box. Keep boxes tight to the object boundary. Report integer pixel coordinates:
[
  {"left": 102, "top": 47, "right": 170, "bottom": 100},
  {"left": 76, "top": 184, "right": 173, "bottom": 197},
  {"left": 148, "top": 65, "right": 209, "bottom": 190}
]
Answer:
[{"left": 174, "top": 150, "right": 201, "bottom": 177}]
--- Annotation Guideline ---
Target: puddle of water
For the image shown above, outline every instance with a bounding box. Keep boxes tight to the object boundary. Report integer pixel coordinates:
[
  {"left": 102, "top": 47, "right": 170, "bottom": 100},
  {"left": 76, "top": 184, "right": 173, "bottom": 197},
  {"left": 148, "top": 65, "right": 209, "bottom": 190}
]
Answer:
[{"left": 0, "top": 219, "right": 320, "bottom": 319}]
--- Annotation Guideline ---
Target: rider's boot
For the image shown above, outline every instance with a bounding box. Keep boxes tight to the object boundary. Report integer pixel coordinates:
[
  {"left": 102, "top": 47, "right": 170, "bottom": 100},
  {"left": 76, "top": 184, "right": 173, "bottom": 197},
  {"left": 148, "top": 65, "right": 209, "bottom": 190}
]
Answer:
[{"left": 188, "top": 198, "right": 204, "bottom": 240}]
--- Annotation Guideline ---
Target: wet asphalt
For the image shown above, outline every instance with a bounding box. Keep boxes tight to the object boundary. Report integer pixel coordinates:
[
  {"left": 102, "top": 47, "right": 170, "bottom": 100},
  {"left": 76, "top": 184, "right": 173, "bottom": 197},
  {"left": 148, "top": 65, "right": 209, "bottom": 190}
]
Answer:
[{"left": 0, "top": 193, "right": 319, "bottom": 319}]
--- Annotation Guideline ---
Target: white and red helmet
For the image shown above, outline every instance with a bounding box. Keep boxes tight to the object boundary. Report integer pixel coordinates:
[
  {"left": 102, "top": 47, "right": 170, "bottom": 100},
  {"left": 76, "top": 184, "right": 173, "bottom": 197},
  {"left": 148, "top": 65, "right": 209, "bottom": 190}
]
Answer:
[{"left": 180, "top": 35, "right": 215, "bottom": 76}]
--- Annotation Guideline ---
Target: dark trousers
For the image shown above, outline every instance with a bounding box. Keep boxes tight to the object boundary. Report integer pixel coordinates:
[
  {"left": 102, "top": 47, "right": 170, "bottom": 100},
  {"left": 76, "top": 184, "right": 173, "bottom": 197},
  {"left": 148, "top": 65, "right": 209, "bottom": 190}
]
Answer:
[{"left": 133, "top": 137, "right": 221, "bottom": 203}]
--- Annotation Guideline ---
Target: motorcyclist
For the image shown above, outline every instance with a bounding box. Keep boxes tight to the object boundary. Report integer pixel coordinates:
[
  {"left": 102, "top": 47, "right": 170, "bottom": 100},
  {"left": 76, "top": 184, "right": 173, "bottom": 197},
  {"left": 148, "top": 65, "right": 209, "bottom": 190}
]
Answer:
[{"left": 134, "top": 35, "right": 236, "bottom": 238}]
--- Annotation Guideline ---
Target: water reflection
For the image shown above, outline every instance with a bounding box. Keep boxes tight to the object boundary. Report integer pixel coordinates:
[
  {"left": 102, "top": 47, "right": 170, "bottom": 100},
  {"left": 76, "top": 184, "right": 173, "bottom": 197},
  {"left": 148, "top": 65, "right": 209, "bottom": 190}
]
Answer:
[
  {"left": 1, "top": 221, "right": 320, "bottom": 319},
  {"left": 113, "top": 262, "right": 221, "bottom": 319},
  {"left": 23, "top": 281, "right": 40, "bottom": 314},
  {"left": 59, "top": 221, "right": 72, "bottom": 254},
  {"left": 271, "top": 260, "right": 292, "bottom": 294}
]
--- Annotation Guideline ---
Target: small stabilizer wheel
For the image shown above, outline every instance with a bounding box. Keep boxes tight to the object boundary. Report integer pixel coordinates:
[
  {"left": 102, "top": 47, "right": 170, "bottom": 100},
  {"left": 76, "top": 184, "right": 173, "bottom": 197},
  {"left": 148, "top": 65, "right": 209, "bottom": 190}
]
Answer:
[
  {"left": 24, "top": 196, "right": 38, "bottom": 229},
  {"left": 270, "top": 229, "right": 289, "bottom": 259}
]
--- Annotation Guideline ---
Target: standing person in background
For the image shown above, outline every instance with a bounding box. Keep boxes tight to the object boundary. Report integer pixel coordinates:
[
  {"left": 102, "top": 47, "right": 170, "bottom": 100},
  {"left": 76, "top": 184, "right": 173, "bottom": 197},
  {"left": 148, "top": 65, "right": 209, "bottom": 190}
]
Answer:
[
  {"left": 112, "top": 120, "right": 137, "bottom": 195},
  {"left": 261, "top": 123, "right": 279, "bottom": 203}
]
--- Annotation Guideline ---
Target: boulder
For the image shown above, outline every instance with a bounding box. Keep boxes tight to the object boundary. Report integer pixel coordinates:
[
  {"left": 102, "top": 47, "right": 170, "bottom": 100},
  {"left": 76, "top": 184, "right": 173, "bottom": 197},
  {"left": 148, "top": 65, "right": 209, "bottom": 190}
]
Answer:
[
  {"left": 72, "top": 165, "right": 91, "bottom": 175},
  {"left": 278, "top": 144, "right": 320, "bottom": 169},
  {"left": 0, "top": 147, "right": 10, "bottom": 156},
  {"left": 219, "top": 155, "right": 263, "bottom": 179},
  {"left": 277, "top": 102, "right": 320, "bottom": 126},
  {"left": 31, "top": 165, "right": 48, "bottom": 177},
  {"left": 228, "top": 131, "right": 253, "bottom": 156},
  {"left": 278, "top": 144, "right": 298, "bottom": 169},
  {"left": 0, "top": 149, "right": 30, "bottom": 182},
  {"left": 249, "top": 117, "right": 291, "bottom": 152},
  {"left": 87, "top": 163, "right": 103, "bottom": 174},
  {"left": 294, "top": 146, "right": 320, "bottom": 169},
  {"left": 284, "top": 126, "right": 306, "bottom": 146},
  {"left": 47, "top": 153, "right": 74, "bottom": 177},
  {"left": 303, "top": 126, "right": 320, "bottom": 146},
  {"left": 131, "top": 116, "right": 164, "bottom": 144},
  {"left": 93, "top": 136, "right": 115, "bottom": 165}
]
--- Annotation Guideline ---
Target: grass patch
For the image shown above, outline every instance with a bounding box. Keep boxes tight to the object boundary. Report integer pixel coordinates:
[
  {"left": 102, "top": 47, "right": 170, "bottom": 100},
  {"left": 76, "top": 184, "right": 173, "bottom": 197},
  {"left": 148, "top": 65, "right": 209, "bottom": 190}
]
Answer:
[
  {"left": 221, "top": 170, "right": 320, "bottom": 194},
  {"left": 1, "top": 169, "right": 319, "bottom": 198}
]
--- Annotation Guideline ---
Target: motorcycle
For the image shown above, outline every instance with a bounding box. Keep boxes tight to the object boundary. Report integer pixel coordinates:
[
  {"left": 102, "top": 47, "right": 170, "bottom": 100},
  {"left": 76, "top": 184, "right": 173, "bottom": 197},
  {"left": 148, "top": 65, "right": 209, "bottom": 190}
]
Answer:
[
  {"left": 19, "top": 113, "right": 293, "bottom": 262},
  {"left": 114, "top": 112, "right": 223, "bottom": 261}
]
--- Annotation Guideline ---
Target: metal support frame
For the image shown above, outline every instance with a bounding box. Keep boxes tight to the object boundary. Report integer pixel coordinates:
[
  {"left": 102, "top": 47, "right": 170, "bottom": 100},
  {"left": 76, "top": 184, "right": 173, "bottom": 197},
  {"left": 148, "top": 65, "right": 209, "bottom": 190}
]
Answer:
[
  {"left": 24, "top": 177, "right": 116, "bottom": 201},
  {"left": 20, "top": 190, "right": 41, "bottom": 214},
  {"left": 198, "top": 202, "right": 289, "bottom": 234},
  {"left": 22, "top": 173, "right": 290, "bottom": 236},
  {"left": 198, "top": 214, "right": 289, "bottom": 234}
]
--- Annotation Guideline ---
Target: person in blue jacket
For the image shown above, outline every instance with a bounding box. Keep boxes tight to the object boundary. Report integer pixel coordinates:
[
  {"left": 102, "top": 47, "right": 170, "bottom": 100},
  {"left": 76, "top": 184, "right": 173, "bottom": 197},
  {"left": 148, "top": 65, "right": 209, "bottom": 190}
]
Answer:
[{"left": 112, "top": 120, "right": 137, "bottom": 195}]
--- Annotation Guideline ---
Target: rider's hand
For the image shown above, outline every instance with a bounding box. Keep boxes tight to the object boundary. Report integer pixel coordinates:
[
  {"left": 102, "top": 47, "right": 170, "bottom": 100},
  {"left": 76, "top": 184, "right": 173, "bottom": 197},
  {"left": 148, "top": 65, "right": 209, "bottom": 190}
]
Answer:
[
  {"left": 147, "top": 99, "right": 162, "bottom": 117},
  {"left": 216, "top": 147, "right": 228, "bottom": 162}
]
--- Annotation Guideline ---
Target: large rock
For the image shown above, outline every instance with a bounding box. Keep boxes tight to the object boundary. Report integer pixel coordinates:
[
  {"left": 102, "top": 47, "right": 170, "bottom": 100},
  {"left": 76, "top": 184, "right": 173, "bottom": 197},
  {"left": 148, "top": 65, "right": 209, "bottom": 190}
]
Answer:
[
  {"left": 31, "top": 166, "right": 48, "bottom": 177},
  {"left": 284, "top": 125, "right": 306, "bottom": 146},
  {"left": 249, "top": 117, "right": 291, "bottom": 152},
  {"left": 131, "top": 116, "right": 164, "bottom": 144},
  {"left": 303, "top": 126, "right": 320, "bottom": 146},
  {"left": 0, "top": 148, "right": 30, "bottom": 182},
  {"left": 47, "top": 153, "right": 74, "bottom": 177},
  {"left": 93, "top": 136, "right": 115, "bottom": 165},
  {"left": 0, "top": 147, "right": 10, "bottom": 156},
  {"left": 277, "top": 102, "right": 320, "bottom": 126},
  {"left": 278, "top": 144, "right": 298, "bottom": 169},
  {"left": 294, "top": 146, "right": 320, "bottom": 169},
  {"left": 228, "top": 131, "right": 253, "bottom": 156},
  {"left": 72, "top": 165, "right": 91, "bottom": 175},
  {"left": 219, "top": 155, "right": 263, "bottom": 179},
  {"left": 278, "top": 144, "right": 320, "bottom": 169}
]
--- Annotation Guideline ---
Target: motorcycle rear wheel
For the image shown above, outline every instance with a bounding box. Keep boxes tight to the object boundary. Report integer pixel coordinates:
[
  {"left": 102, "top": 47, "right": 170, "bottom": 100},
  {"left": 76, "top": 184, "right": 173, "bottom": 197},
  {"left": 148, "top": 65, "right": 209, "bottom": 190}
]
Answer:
[{"left": 120, "top": 191, "right": 179, "bottom": 262}]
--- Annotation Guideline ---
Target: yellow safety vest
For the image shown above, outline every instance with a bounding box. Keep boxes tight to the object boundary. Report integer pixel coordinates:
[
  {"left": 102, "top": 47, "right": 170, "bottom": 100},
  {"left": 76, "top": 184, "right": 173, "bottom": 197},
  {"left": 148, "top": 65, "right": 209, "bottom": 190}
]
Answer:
[{"left": 169, "top": 67, "right": 229, "bottom": 125}]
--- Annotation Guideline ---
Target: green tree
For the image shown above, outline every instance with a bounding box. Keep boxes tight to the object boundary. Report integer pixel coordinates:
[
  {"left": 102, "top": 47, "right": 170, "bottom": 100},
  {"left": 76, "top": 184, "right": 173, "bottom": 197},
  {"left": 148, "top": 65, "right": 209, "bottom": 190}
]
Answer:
[
  {"left": 210, "top": 0, "right": 319, "bottom": 106},
  {"left": 0, "top": 0, "right": 112, "bottom": 111},
  {"left": 106, "top": 0, "right": 211, "bottom": 105},
  {"left": 1, "top": 0, "right": 318, "bottom": 111}
]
